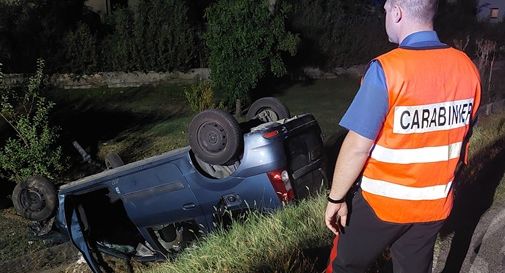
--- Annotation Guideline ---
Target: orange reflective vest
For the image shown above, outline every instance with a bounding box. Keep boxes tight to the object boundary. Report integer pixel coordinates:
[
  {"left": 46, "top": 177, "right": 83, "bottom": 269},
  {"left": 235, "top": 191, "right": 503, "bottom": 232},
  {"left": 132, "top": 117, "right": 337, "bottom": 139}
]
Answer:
[{"left": 361, "top": 46, "right": 481, "bottom": 223}]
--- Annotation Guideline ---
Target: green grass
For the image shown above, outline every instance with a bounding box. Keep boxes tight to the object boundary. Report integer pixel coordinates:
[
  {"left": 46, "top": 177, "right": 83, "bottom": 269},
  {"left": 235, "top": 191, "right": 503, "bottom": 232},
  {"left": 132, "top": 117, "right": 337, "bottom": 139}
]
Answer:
[
  {"left": 468, "top": 114, "right": 505, "bottom": 156},
  {"left": 141, "top": 78, "right": 362, "bottom": 273},
  {"left": 6, "top": 77, "right": 504, "bottom": 272},
  {"left": 0, "top": 77, "right": 358, "bottom": 268},
  {"left": 143, "top": 98, "right": 505, "bottom": 272},
  {"left": 46, "top": 83, "right": 193, "bottom": 162},
  {"left": 494, "top": 174, "right": 505, "bottom": 203},
  {"left": 43, "top": 77, "right": 358, "bottom": 272},
  {"left": 145, "top": 195, "right": 331, "bottom": 273},
  {"left": 272, "top": 77, "right": 358, "bottom": 137},
  {"left": 0, "top": 208, "right": 46, "bottom": 261},
  {"left": 46, "top": 77, "right": 359, "bottom": 163},
  {"left": 48, "top": 83, "right": 188, "bottom": 115}
]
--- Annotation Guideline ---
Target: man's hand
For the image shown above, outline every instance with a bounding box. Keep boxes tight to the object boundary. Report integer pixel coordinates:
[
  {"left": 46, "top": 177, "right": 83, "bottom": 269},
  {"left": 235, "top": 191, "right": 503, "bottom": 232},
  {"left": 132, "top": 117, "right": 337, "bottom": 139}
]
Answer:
[{"left": 325, "top": 201, "right": 348, "bottom": 235}]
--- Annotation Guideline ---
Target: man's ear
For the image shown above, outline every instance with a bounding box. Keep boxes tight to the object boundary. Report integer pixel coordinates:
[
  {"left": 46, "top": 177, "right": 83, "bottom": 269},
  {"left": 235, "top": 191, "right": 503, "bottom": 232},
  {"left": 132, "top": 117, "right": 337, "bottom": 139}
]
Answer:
[{"left": 392, "top": 4, "right": 402, "bottom": 23}]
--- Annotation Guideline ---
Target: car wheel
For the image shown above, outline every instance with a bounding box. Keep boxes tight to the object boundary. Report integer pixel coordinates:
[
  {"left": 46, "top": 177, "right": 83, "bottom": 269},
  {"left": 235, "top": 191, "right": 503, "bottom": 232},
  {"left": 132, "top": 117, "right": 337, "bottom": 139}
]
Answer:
[
  {"left": 105, "top": 152, "right": 124, "bottom": 169},
  {"left": 12, "top": 176, "right": 57, "bottom": 222},
  {"left": 189, "top": 109, "right": 243, "bottom": 165},
  {"left": 246, "top": 97, "right": 291, "bottom": 122}
]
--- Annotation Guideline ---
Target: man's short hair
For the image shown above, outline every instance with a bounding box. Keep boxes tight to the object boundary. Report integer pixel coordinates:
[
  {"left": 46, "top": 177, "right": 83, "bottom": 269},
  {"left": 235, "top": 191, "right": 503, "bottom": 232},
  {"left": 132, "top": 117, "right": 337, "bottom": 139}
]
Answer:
[{"left": 391, "top": 0, "right": 438, "bottom": 24}]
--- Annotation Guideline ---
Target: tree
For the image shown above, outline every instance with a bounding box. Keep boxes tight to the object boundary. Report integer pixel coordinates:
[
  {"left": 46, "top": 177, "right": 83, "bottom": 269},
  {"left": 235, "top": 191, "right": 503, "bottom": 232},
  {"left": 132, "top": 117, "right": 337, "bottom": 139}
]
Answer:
[
  {"left": 205, "top": 0, "right": 298, "bottom": 108},
  {"left": 101, "top": 0, "right": 198, "bottom": 72},
  {"left": 287, "top": 0, "right": 391, "bottom": 68},
  {"left": 0, "top": 59, "right": 65, "bottom": 182}
]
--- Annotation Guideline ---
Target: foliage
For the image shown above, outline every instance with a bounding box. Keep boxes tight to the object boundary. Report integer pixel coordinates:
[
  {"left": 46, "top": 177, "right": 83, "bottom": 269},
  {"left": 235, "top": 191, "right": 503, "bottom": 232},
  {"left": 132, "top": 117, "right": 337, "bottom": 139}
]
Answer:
[
  {"left": 184, "top": 81, "right": 215, "bottom": 112},
  {"left": 0, "top": 0, "right": 200, "bottom": 74},
  {"left": 287, "top": 0, "right": 392, "bottom": 68},
  {"left": 0, "top": 0, "right": 92, "bottom": 73},
  {"left": 205, "top": 0, "right": 299, "bottom": 107},
  {"left": 63, "top": 23, "right": 98, "bottom": 74},
  {"left": 100, "top": 8, "right": 137, "bottom": 72},
  {"left": 476, "top": 39, "right": 497, "bottom": 103},
  {"left": 0, "top": 59, "right": 65, "bottom": 182},
  {"left": 435, "top": 0, "right": 479, "bottom": 44},
  {"left": 101, "top": 0, "right": 197, "bottom": 72},
  {"left": 132, "top": 0, "right": 196, "bottom": 71}
]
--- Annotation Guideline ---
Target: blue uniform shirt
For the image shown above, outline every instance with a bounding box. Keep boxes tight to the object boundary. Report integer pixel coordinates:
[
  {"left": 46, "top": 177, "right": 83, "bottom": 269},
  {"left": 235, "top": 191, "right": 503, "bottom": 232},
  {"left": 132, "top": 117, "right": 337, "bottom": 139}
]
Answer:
[{"left": 339, "top": 31, "right": 447, "bottom": 140}]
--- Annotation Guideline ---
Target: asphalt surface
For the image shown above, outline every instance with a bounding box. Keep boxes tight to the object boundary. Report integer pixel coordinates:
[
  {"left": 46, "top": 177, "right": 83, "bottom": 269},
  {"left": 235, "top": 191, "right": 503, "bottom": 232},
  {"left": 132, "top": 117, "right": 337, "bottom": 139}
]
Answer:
[{"left": 434, "top": 200, "right": 505, "bottom": 273}]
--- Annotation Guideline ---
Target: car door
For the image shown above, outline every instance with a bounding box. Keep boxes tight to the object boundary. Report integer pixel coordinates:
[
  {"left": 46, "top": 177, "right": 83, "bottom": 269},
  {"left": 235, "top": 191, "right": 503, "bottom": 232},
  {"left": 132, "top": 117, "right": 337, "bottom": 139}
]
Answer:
[{"left": 117, "top": 162, "right": 205, "bottom": 231}]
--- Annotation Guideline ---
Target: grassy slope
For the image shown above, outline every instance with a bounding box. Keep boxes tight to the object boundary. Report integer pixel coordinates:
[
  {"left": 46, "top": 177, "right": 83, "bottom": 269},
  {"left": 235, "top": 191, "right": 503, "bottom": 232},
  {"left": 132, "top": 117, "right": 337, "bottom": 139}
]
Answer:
[
  {"left": 146, "top": 195, "right": 331, "bottom": 273},
  {"left": 47, "top": 83, "right": 192, "bottom": 163},
  {"left": 143, "top": 77, "right": 362, "bottom": 273},
  {"left": 144, "top": 96, "right": 505, "bottom": 272},
  {"left": 0, "top": 77, "right": 359, "bottom": 266},
  {"left": 146, "top": 111, "right": 505, "bottom": 273},
  {"left": 4, "top": 77, "right": 504, "bottom": 272},
  {"left": 1, "top": 83, "right": 192, "bottom": 263},
  {"left": 47, "top": 77, "right": 358, "bottom": 165},
  {"left": 272, "top": 77, "right": 358, "bottom": 137}
]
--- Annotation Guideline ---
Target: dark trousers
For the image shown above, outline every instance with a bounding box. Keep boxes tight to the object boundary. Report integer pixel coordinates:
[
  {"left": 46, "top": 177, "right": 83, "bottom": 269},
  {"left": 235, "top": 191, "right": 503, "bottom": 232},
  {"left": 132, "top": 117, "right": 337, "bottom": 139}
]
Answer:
[{"left": 326, "top": 190, "right": 444, "bottom": 273}]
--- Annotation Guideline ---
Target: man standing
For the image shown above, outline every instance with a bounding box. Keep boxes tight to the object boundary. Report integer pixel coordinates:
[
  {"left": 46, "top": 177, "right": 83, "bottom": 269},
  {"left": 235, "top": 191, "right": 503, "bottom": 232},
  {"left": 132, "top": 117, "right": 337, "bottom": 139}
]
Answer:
[{"left": 325, "top": 1, "right": 481, "bottom": 273}]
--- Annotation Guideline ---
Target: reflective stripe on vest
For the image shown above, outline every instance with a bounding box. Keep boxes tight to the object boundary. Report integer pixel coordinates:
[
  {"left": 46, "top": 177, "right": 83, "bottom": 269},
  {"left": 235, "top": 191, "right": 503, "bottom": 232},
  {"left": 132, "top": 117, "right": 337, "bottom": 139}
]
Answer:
[
  {"left": 361, "top": 176, "right": 453, "bottom": 200},
  {"left": 370, "top": 142, "right": 463, "bottom": 164},
  {"left": 361, "top": 47, "right": 481, "bottom": 223}
]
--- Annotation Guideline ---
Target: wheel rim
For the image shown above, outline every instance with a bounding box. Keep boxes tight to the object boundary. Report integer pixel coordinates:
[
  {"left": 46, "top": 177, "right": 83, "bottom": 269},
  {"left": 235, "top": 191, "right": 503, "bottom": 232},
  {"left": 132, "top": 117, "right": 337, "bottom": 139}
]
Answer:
[
  {"left": 198, "top": 121, "right": 227, "bottom": 153},
  {"left": 257, "top": 108, "right": 279, "bottom": 122},
  {"left": 20, "top": 188, "right": 45, "bottom": 212}
]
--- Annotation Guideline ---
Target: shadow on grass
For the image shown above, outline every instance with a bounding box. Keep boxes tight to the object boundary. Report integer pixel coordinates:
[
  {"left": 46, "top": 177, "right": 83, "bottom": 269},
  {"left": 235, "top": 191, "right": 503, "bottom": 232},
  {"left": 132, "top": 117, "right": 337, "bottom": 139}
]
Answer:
[
  {"left": 253, "top": 247, "right": 330, "bottom": 273},
  {"left": 251, "top": 75, "right": 317, "bottom": 100},
  {"left": 0, "top": 179, "right": 15, "bottom": 208},
  {"left": 53, "top": 99, "right": 184, "bottom": 151},
  {"left": 437, "top": 136, "right": 505, "bottom": 273},
  {"left": 47, "top": 98, "right": 189, "bottom": 181}
]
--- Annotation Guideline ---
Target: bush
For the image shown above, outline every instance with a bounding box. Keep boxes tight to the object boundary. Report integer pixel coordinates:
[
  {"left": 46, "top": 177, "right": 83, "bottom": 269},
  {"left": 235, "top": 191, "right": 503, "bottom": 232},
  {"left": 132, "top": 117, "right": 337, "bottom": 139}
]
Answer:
[
  {"left": 287, "top": 0, "right": 392, "bottom": 68},
  {"left": 101, "top": 0, "right": 197, "bottom": 72},
  {"left": 0, "top": 59, "right": 65, "bottom": 182},
  {"left": 63, "top": 23, "right": 98, "bottom": 74},
  {"left": 0, "top": 0, "right": 93, "bottom": 73},
  {"left": 100, "top": 8, "right": 137, "bottom": 72},
  {"left": 184, "top": 81, "right": 215, "bottom": 112},
  {"left": 205, "top": 0, "right": 299, "bottom": 107}
]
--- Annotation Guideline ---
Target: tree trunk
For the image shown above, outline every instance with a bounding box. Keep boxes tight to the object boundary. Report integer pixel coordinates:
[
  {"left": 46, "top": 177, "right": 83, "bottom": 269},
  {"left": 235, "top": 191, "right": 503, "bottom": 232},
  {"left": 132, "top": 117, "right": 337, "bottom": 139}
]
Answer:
[{"left": 235, "top": 99, "right": 241, "bottom": 119}]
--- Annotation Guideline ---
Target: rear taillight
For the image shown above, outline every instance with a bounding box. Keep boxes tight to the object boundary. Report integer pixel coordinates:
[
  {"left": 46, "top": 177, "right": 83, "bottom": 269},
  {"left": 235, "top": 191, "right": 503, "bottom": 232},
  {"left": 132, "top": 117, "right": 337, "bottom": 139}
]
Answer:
[
  {"left": 267, "top": 169, "right": 294, "bottom": 202},
  {"left": 262, "top": 130, "right": 279, "bottom": 139}
]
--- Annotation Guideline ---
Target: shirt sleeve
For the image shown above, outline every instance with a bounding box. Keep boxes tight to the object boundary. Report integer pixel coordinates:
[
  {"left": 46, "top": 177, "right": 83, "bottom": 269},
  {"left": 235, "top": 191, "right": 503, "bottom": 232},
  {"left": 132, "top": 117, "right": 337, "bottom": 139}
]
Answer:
[{"left": 339, "top": 61, "right": 389, "bottom": 140}]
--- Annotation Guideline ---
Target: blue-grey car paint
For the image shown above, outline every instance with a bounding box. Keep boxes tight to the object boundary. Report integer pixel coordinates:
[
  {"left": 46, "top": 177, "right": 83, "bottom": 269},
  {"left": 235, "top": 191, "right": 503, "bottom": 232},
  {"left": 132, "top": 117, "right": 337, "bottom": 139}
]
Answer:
[{"left": 55, "top": 114, "right": 320, "bottom": 272}]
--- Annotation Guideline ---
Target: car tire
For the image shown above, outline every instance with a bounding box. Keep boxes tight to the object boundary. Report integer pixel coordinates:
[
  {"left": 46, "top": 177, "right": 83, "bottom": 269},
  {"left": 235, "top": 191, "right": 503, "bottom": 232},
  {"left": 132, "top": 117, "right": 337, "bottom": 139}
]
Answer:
[
  {"left": 105, "top": 152, "right": 125, "bottom": 169},
  {"left": 12, "top": 176, "right": 57, "bottom": 222},
  {"left": 246, "top": 97, "right": 291, "bottom": 122},
  {"left": 189, "top": 109, "right": 243, "bottom": 165}
]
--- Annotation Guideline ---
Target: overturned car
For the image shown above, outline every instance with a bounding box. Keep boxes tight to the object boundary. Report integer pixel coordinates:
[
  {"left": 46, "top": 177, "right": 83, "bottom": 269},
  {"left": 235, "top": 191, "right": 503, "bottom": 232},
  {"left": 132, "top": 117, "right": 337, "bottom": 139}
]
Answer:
[{"left": 12, "top": 98, "right": 325, "bottom": 272}]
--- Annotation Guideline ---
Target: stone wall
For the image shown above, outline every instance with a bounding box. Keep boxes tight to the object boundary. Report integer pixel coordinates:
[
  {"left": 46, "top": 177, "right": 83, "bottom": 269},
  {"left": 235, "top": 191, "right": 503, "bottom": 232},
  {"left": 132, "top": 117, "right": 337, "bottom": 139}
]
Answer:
[
  {"left": 1, "top": 68, "right": 210, "bottom": 89},
  {"left": 302, "top": 64, "right": 367, "bottom": 80},
  {"left": 2, "top": 66, "right": 366, "bottom": 89}
]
